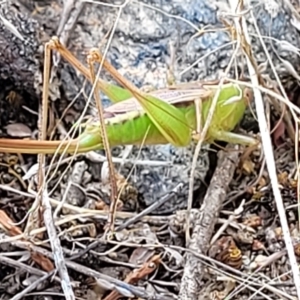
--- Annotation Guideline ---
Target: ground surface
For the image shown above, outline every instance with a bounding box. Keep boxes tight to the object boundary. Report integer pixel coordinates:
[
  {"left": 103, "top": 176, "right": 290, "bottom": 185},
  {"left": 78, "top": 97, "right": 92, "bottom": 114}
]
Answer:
[{"left": 0, "top": 0, "right": 300, "bottom": 299}]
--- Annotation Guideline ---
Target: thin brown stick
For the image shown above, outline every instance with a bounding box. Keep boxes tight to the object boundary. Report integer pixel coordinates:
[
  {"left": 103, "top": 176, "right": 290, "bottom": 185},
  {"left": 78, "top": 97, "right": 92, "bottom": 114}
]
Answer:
[
  {"left": 37, "top": 39, "right": 75, "bottom": 300},
  {"left": 30, "top": 40, "right": 52, "bottom": 237}
]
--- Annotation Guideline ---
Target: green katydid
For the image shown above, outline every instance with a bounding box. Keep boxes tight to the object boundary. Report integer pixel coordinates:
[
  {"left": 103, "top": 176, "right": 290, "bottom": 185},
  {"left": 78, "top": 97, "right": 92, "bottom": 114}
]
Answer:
[{"left": 0, "top": 37, "right": 258, "bottom": 155}]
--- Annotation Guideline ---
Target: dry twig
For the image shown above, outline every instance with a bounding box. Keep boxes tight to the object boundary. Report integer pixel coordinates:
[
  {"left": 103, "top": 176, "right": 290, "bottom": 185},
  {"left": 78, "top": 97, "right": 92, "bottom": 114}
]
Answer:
[{"left": 179, "top": 145, "right": 241, "bottom": 300}]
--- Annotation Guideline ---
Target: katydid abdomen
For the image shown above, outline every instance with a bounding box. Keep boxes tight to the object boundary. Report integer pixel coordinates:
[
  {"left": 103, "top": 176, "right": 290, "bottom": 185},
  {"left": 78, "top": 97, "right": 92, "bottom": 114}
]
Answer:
[{"left": 78, "top": 104, "right": 197, "bottom": 152}]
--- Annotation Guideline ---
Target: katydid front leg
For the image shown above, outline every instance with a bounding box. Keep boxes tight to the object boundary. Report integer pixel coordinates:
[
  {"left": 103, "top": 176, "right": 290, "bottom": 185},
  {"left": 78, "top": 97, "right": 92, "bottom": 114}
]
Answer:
[{"left": 209, "top": 129, "right": 259, "bottom": 146}]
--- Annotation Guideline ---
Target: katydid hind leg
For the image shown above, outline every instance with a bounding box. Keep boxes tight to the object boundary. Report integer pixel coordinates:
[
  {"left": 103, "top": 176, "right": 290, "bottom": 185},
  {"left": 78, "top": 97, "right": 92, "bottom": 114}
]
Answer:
[{"left": 48, "top": 37, "right": 132, "bottom": 103}]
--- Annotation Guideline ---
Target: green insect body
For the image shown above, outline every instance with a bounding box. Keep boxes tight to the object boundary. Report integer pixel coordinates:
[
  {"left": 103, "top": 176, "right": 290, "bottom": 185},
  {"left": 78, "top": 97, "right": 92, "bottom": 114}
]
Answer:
[
  {"left": 0, "top": 82, "right": 255, "bottom": 155},
  {"left": 77, "top": 83, "right": 250, "bottom": 152}
]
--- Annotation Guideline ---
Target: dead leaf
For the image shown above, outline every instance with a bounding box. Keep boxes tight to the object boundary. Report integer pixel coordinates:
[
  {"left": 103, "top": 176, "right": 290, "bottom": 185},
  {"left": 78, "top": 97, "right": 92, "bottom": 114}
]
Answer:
[
  {"left": 129, "top": 247, "right": 155, "bottom": 265},
  {"left": 31, "top": 252, "right": 54, "bottom": 272},
  {"left": 0, "top": 210, "right": 54, "bottom": 272},
  {"left": 5, "top": 123, "right": 32, "bottom": 137},
  {"left": 241, "top": 159, "right": 255, "bottom": 175},
  {"left": 272, "top": 120, "right": 285, "bottom": 147},
  {"left": 0, "top": 210, "right": 22, "bottom": 236}
]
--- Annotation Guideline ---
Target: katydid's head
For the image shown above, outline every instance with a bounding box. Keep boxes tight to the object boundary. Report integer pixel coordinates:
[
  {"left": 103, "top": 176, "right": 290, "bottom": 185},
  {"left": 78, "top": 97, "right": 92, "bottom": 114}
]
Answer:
[
  {"left": 221, "top": 84, "right": 253, "bottom": 106},
  {"left": 208, "top": 83, "right": 253, "bottom": 133}
]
